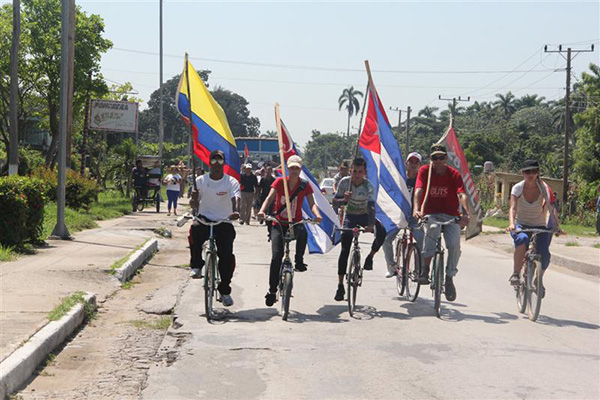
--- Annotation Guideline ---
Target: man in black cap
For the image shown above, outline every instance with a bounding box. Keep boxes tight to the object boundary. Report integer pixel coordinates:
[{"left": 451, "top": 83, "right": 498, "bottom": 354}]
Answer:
[
  {"left": 189, "top": 150, "right": 241, "bottom": 307},
  {"left": 413, "top": 144, "right": 470, "bottom": 302}
]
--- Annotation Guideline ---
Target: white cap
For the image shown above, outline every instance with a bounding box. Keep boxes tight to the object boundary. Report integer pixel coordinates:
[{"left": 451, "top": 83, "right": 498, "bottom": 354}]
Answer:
[
  {"left": 245, "top": 163, "right": 252, "bottom": 169},
  {"left": 406, "top": 152, "right": 422, "bottom": 163},
  {"left": 287, "top": 155, "right": 303, "bottom": 169}
]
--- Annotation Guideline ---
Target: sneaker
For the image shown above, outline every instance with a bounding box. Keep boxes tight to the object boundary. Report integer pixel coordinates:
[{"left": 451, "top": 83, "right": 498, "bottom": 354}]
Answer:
[
  {"left": 190, "top": 268, "right": 202, "bottom": 279},
  {"left": 221, "top": 294, "right": 234, "bottom": 307},
  {"left": 363, "top": 254, "right": 373, "bottom": 271},
  {"left": 294, "top": 263, "right": 307, "bottom": 272},
  {"left": 334, "top": 284, "right": 345, "bottom": 301},
  {"left": 265, "top": 292, "right": 277, "bottom": 307},
  {"left": 509, "top": 273, "right": 520, "bottom": 286},
  {"left": 445, "top": 276, "right": 456, "bottom": 302},
  {"left": 239, "top": 221, "right": 244, "bottom": 225},
  {"left": 418, "top": 267, "right": 430, "bottom": 284},
  {"left": 385, "top": 269, "right": 397, "bottom": 279}
]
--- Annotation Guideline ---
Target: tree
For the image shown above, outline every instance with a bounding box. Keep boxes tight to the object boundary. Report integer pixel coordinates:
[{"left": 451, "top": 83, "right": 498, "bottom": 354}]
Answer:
[
  {"left": 304, "top": 131, "right": 355, "bottom": 175},
  {"left": 418, "top": 106, "right": 438, "bottom": 118},
  {"left": 20, "top": 0, "right": 112, "bottom": 165},
  {"left": 494, "top": 91, "right": 517, "bottom": 117},
  {"left": 338, "top": 86, "right": 363, "bottom": 138},
  {"left": 211, "top": 86, "right": 260, "bottom": 137},
  {"left": 515, "top": 94, "right": 546, "bottom": 110},
  {"left": 573, "top": 63, "right": 600, "bottom": 183}
]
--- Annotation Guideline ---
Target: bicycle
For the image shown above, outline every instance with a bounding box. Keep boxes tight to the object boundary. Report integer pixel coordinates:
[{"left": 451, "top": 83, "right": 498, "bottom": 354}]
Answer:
[
  {"left": 335, "top": 226, "right": 367, "bottom": 317},
  {"left": 394, "top": 228, "right": 422, "bottom": 302},
  {"left": 513, "top": 228, "right": 556, "bottom": 322},
  {"left": 178, "top": 214, "right": 231, "bottom": 322},
  {"left": 265, "top": 216, "right": 318, "bottom": 321},
  {"left": 420, "top": 215, "right": 461, "bottom": 318}
]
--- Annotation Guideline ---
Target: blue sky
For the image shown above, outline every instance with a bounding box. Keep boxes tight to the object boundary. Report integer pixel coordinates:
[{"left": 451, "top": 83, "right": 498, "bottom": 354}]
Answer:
[{"left": 8, "top": 1, "right": 600, "bottom": 146}]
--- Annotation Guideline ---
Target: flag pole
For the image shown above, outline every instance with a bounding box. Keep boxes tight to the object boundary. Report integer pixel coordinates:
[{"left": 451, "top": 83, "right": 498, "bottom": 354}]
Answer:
[
  {"left": 275, "top": 103, "right": 293, "bottom": 224},
  {"left": 184, "top": 53, "right": 198, "bottom": 192},
  {"left": 354, "top": 60, "right": 375, "bottom": 159}
]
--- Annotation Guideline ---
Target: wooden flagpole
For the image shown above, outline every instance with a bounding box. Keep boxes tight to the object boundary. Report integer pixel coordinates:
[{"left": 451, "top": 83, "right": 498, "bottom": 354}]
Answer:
[
  {"left": 354, "top": 60, "right": 375, "bottom": 159},
  {"left": 275, "top": 103, "right": 293, "bottom": 223},
  {"left": 184, "top": 53, "right": 198, "bottom": 192}
]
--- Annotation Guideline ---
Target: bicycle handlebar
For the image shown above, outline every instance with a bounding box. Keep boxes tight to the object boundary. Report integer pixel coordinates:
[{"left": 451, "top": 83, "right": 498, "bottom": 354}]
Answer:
[
  {"left": 264, "top": 216, "right": 319, "bottom": 228},
  {"left": 512, "top": 228, "right": 557, "bottom": 235},
  {"left": 177, "top": 213, "right": 231, "bottom": 228},
  {"left": 419, "top": 215, "right": 461, "bottom": 227}
]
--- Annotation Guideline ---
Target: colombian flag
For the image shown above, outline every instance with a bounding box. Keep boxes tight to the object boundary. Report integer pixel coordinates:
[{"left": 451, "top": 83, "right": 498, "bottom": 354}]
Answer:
[{"left": 176, "top": 57, "right": 240, "bottom": 180}]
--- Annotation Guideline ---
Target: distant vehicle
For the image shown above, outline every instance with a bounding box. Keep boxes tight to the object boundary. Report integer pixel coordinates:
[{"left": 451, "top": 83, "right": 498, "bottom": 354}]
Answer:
[{"left": 319, "top": 178, "right": 335, "bottom": 203}]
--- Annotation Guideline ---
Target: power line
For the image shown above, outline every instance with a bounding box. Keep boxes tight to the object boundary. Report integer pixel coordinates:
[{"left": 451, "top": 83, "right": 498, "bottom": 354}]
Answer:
[{"left": 110, "top": 47, "right": 562, "bottom": 74}]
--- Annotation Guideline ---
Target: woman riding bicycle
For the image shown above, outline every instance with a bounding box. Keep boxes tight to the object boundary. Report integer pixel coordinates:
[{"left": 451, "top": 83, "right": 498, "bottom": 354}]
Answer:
[
  {"left": 257, "top": 155, "right": 322, "bottom": 307},
  {"left": 508, "top": 160, "right": 560, "bottom": 287}
]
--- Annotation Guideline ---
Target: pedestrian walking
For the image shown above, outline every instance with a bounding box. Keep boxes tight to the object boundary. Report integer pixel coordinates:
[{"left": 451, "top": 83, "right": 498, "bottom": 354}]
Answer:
[
  {"left": 240, "top": 163, "right": 258, "bottom": 225},
  {"left": 164, "top": 166, "right": 182, "bottom": 216}
]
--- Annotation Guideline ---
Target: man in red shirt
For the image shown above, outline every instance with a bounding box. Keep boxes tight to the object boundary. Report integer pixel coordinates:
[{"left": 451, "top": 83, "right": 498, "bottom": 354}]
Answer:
[
  {"left": 413, "top": 144, "right": 470, "bottom": 301},
  {"left": 257, "top": 155, "right": 322, "bottom": 307}
]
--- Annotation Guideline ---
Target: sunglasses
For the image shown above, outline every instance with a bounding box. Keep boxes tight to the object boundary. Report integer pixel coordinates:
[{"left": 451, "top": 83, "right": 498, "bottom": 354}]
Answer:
[
  {"left": 431, "top": 155, "right": 446, "bottom": 161},
  {"left": 210, "top": 158, "right": 225, "bottom": 165},
  {"left": 523, "top": 169, "right": 539, "bottom": 175}
]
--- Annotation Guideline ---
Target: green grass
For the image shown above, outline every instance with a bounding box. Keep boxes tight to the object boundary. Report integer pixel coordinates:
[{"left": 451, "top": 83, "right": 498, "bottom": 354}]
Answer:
[
  {"left": 0, "top": 244, "right": 17, "bottom": 262},
  {"left": 42, "top": 191, "right": 131, "bottom": 239},
  {"left": 47, "top": 291, "right": 96, "bottom": 322},
  {"left": 565, "top": 241, "right": 580, "bottom": 247},
  {"left": 592, "top": 243, "right": 600, "bottom": 249},
  {"left": 109, "top": 238, "right": 151, "bottom": 275},
  {"left": 483, "top": 217, "right": 596, "bottom": 237},
  {"left": 120, "top": 316, "right": 172, "bottom": 330}
]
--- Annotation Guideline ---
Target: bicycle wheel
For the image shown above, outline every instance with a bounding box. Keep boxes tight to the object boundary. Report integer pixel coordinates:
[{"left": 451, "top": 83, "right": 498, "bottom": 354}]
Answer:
[
  {"left": 347, "top": 250, "right": 360, "bottom": 316},
  {"left": 204, "top": 252, "right": 216, "bottom": 322},
  {"left": 280, "top": 269, "right": 293, "bottom": 321},
  {"left": 527, "top": 258, "right": 543, "bottom": 321},
  {"left": 404, "top": 244, "right": 421, "bottom": 302},
  {"left": 137, "top": 198, "right": 145, "bottom": 212},
  {"left": 516, "top": 264, "right": 527, "bottom": 314},
  {"left": 131, "top": 193, "right": 138, "bottom": 212},
  {"left": 433, "top": 253, "right": 444, "bottom": 318},
  {"left": 395, "top": 239, "right": 406, "bottom": 296}
]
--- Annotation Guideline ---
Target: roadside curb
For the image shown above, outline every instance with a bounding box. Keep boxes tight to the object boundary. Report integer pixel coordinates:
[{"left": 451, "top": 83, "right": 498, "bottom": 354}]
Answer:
[
  {"left": 551, "top": 254, "right": 599, "bottom": 277},
  {"left": 0, "top": 293, "right": 96, "bottom": 399},
  {"left": 113, "top": 238, "right": 159, "bottom": 283}
]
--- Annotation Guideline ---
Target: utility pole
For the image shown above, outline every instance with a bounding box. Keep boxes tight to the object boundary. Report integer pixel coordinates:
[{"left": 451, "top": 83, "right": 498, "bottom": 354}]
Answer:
[
  {"left": 438, "top": 95, "right": 470, "bottom": 127},
  {"left": 158, "top": 0, "right": 164, "bottom": 159},
  {"left": 389, "top": 106, "right": 411, "bottom": 155},
  {"left": 51, "top": 0, "right": 73, "bottom": 239},
  {"left": 80, "top": 71, "right": 92, "bottom": 175},
  {"left": 544, "top": 44, "right": 595, "bottom": 208},
  {"left": 8, "top": 0, "right": 20, "bottom": 176},
  {"left": 65, "top": 0, "right": 75, "bottom": 168}
]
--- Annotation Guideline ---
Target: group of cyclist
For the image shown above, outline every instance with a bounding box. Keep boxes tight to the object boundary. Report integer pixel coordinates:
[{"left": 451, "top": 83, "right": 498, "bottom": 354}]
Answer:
[{"left": 186, "top": 144, "right": 560, "bottom": 309}]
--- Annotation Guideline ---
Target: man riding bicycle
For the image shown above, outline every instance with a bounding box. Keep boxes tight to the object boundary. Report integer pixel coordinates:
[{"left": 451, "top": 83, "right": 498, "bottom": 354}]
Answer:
[
  {"left": 257, "top": 155, "right": 322, "bottom": 307},
  {"left": 189, "top": 150, "right": 241, "bottom": 307},
  {"left": 413, "top": 144, "right": 470, "bottom": 302},
  {"left": 333, "top": 157, "right": 384, "bottom": 301},
  {"left": 507, "top": 160, "right": 560, "bottom": 289}
]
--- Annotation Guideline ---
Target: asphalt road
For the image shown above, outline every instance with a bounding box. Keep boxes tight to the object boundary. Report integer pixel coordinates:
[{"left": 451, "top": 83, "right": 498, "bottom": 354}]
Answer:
[{"left": 143, "top": 222, "right": 600, "bottom": 400}]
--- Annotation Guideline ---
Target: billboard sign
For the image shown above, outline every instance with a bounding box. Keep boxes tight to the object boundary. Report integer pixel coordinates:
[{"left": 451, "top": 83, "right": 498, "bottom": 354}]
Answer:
[{"left": 89, "top": 100, "right": 138, "bottom": 133}]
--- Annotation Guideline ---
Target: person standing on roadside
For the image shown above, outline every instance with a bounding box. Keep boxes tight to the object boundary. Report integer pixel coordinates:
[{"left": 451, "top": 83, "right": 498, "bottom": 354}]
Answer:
[
  {"left": 240, "top": 164, "right": 258, "bottom": 225},
  {"left": 163, "top": 166, "right": 182, "bottom": 216},
  {"left": 257, "top": 164, "right": 276, "bottom": 225},
  {"left": 332, "top": 161, "right": 350, "bottom": 215},
  {"left": 189, "top": 150, "right": 241, "bottom": 307}
]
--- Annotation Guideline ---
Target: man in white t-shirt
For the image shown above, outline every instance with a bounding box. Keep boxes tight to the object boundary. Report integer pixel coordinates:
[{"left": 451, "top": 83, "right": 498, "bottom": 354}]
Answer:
[{"left": 189, "top": 150, "right": 241, "bottom": 307}]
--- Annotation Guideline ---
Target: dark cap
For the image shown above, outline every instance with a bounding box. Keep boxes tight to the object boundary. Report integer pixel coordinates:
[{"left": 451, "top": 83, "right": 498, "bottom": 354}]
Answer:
[
  {"left": 209, "top": 149, "right": 225, "bottom": 160},
  {"left": 521, "top": 159, "right": 540, "bottom": 171},
  {"left": 430, "top": 144, "right": 447, "bottom": 156}
]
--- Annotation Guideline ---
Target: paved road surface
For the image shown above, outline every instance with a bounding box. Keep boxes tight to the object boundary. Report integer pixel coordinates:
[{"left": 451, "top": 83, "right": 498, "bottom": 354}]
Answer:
[{"left": 143, "top": 223, "right": 599, "bottom": 399}]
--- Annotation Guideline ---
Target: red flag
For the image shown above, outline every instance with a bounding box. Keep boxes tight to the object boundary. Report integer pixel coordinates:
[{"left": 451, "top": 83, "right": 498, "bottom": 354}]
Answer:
[
  {"left": 437, "top": 126, "right": 483, "bottom": 239},
  {"left": 244, "top": 143, "right": 249, "bottom": 159}
]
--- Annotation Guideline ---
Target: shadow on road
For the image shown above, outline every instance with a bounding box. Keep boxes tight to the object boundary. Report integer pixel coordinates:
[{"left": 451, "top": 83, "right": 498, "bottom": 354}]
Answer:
[{"left": 536, "top": 315, "right": 600, "bottom": 330}]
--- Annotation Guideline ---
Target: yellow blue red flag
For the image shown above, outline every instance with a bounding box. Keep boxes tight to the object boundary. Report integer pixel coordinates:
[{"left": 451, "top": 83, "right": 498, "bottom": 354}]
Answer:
[{"left": 176, "top": 57, "right": 240, "bottom": 180}]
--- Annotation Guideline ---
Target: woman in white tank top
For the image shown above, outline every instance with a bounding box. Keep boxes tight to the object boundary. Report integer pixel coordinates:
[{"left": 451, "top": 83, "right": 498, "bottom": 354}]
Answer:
[{"left": 507, "top": 160, "right": 561, "bottom": 287}]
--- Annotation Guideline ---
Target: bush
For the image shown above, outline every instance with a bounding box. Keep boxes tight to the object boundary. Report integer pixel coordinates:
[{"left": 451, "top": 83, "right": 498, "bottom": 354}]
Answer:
[
  {"left": 0, "top": 176, "right": 47, "bottom": 247},
  {"left": 32, "top": 167, "right": 100, "bottom": 210}
]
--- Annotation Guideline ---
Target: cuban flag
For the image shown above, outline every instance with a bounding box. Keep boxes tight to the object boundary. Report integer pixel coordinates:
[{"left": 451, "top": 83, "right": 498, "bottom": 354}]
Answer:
[
  {"left": 279, "top": 119, "right": 341, "bottom": 254},
  {"left": 358, "top": 83, "right": 412, "bottom": 233}
]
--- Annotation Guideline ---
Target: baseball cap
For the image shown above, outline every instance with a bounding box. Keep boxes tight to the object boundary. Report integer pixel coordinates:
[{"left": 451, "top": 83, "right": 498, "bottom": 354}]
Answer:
[
  {"left": 406, "top": 152, "right": 422, "bottom": 163},
  {"left": 521, "top": 160, "right": 540, "bottom": 171},
  {"left": 430, "top": 144, "right": 447, "bottom": 156},
  {"left": 287, "top": 155, "right": 303, "bottom": 169},
  {"left": 209, "top": 149, "right": 225, "bottom": 160},
  {"left": 245, "top": 163, "right": 252, "bottom": 169}
]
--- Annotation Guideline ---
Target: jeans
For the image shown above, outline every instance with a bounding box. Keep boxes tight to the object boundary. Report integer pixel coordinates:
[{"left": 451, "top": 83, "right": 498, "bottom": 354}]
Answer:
[
  {"left": 382, "top": 216, "right": 424, "bottom": 270},
  {"left": 166, "top": 189, "right": 179, "bottom": 211},
  {"left": 268, "top": 223, "right": 307, "bottom": 293},
  {"left": 337, "top": 214, "right": 385, "bottom": 276},
  {"left": 422, "top": 213, "right": 461, "bottom": 277},
  {"left": 189, "top": 220, "right": 237, "bottom": 295},
  {"left": 510, "top": 224, "right": 553, "bottom": 270}
]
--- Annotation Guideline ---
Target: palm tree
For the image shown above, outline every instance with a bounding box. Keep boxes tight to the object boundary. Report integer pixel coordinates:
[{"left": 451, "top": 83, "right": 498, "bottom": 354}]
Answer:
[
  {"left": 494, "top": 91, "right": 517, "bottom": 117},
  {"left": 418, "top": 106, "right": 438, "bottom": 118},
  {"left": 515, "top": 94, "right": 546, "bottom": 110},
  {"left": 338, "top": 86, "right": 363, "bottom": 138}
]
